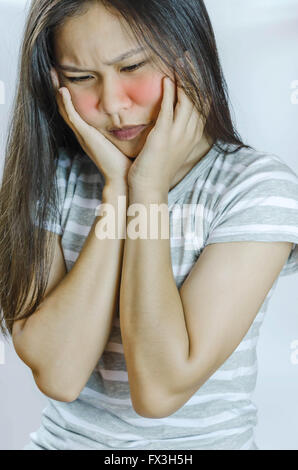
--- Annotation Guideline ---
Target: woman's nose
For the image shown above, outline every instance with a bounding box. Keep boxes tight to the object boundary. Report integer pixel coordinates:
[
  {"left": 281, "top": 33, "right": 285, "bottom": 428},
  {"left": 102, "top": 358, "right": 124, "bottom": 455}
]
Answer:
[{"left": 98, "top": 78, "right": 132, "bottom": 114}]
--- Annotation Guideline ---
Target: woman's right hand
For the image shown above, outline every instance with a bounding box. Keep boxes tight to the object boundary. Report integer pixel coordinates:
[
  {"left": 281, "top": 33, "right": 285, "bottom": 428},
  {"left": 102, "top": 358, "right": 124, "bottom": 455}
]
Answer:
[{"left": 50, "top": 68, "right": 133, "bottom": 188}]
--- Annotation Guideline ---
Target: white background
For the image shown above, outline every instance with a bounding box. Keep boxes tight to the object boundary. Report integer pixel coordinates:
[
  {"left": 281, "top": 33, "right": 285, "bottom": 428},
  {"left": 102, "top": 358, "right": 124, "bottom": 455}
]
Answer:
[{"left": 0, "top": 0, "right": 297, "bottom": 450}]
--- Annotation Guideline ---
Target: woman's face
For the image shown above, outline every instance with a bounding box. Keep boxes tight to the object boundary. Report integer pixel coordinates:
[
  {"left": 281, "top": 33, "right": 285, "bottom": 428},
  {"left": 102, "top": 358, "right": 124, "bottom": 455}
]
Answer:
[{"left": 53, "top": 3, "right": 174, "bottom": 158}]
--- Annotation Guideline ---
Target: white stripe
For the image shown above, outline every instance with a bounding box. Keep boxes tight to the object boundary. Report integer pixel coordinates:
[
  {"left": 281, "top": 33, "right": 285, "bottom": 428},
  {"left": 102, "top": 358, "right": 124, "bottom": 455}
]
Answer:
[
  {"left": 124, "top": 426, "right": 253, "bottom": 447},
  {"left": 93, "top": 364, "right": 257, "bottom": 388},
  {"left": 103, "top": 335, "right": 258, "bottom": 357},
  {"left": 210, "top": 364, "right": 257, "bottom": 380},
  {"left": 234, "top": 335, "right": 258, "bottom": 352},
  {"left": 211, "top": 224, "right": 298, "bottom": 237},
  {"left": 131, "top": 425, "right": 253, "bottom": 446},
  {"left": 63, "top": 197, "right": 73, "bottom": 212},
  {"left": 103, "top": 336, "right": 257, "bottom": 358},
  {"left": 170, "top": 238, "right": 196, "bottom": 248},
  {"left": 200, "top": 179, "right": 227, "bottom": 194},
  {"left": 78, "top": 173, "right": 103, "bottom": 183},
  {"left": 65, "top": 220, "right": 92, "bottom": 236},
  {"left": 73, "top": 194, "right": 101, "bottom": 209},
  {"left": 43, "top": 222, "right": 61, "bottom": 234},
  {"left": 81, "top": 387, "right": 132, "bottom": 406},
  {"left": 125, "top": 405, "right": 257, "bottom": 428},
  {"left": 47, "top": 404, "right": 254, "bottom": 447},
  {"left": 212, "top": 159, "right": 247, "bottom": 175},
  {"left": 28, "top": 432, "right": 56, "bottom": 450},
  {"left": 172, "top": 262, "right": 196, "bottom": 277},
  {"left": 81, "top": 386, "right": 252, "bottom": 409},
  {"left": 173, "top": 192, "right": 298, "bottom": 230},
  {"left": 170, "top": 239, "right": 191, "bottom": 248},
  {"left": 58, "top": 158, "right": 71, "bottom": 168},
  {"left": 217, "top": 171, "right": 298, "bottom": 209},
  {"left": 63, "top": 248, "right": 79, "bottom": 262},
  {"left": 49, "top": 406, "right": 144, "bottom": 441},
  {"left": 96, "top": 367, "right": 128, "bottom": 382},
  {"left": 243, "top": 154, "right": 287, "bottom": 168},
  {"left": 185, "top": 391, "right": 253, "bottom": 406},
  {"left": 56, "top": 177, "right": 67, "bottom": 187},
  {"left": 69, "top": 172, "right": 78, "bottom": 184},
  {"left": 54, "top": 395, "right": 256, "bottom": 431},
  {"left": 224, "top": 196, "right": 298, "bottom": 214}
]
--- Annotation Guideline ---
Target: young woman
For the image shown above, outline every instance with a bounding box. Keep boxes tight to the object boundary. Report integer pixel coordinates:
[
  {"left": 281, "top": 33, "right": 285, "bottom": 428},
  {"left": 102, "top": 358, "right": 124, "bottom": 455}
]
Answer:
[{"left": 1, "top": 0, "right": 298, "bottom": 451}]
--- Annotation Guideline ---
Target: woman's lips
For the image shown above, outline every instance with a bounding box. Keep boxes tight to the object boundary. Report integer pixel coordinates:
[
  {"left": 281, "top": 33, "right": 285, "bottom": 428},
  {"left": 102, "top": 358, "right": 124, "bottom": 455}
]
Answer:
[{"left": 109, "top": 125, "right": 149, "bottom": 141}]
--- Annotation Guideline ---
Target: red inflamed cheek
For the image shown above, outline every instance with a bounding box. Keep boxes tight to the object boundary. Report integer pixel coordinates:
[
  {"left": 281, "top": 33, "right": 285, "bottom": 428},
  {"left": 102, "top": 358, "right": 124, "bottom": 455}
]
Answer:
[
  {"left": 125, "top": 77, "right": 162, "bottom": 105},
  {"left": 72, "top": 92, "right": 97, "bottom": 115}
]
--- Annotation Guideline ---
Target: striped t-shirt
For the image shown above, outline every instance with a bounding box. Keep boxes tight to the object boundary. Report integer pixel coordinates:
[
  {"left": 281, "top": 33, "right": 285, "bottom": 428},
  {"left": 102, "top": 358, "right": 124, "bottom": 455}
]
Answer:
[{"left": 24, "top": 140, "right": 298, "bottom": 450}]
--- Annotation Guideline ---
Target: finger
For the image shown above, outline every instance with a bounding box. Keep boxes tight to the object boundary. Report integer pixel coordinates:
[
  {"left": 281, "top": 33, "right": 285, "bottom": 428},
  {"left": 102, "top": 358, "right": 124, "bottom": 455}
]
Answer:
[
  {"left": 50, "top": 68, "right": 65, "bottom": 116},
  {"left": 50, "top": 68, "right": 73, "bottom": 129},
  {"left": 186, "top": 104, "right": 203, "bottom": 138},
  {"left": 59, "top": 87, "right": 109, "bottom": 153},
  {"left": 155, "top": 76, "right": 174, "bottom": 130},
  {"left": 58, "top": 88, "right": 90, "bottom": 150},
  {"left": 173, "top": 55, "right": 194, "bottom": 118},
  {"left": 183, "top": 51, "right": 209, "bottom": 115},
  {"left": 55, "top": 90, "right": 77, "bottom": 135},
  {"left": 56, "top": 101, "right": 86, "bottom": 152},
  {"left": 59, "top": 88, "right": 91, "bottom": 137},
  {"left": 174, "top": 84, "right": 195, "bottom": 126},
  {"left": 50, "top": 68, "right": 60, "bottom": 91}
]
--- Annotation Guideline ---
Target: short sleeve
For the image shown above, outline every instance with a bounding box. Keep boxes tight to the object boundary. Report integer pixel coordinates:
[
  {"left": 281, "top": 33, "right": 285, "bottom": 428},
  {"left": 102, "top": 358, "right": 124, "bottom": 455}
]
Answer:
[
  {"left": 32, "top": 148, "right": 72, "bottom": 235},
  {"left": 205, "top": 155, "right": 298, "bottom": 276}
]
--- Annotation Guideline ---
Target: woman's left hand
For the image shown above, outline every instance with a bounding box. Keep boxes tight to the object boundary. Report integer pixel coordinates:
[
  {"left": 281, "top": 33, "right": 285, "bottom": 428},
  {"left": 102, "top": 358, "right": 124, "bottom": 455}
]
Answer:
[{"left": 127, "top": 56, "right": 205, "bottom": 194}]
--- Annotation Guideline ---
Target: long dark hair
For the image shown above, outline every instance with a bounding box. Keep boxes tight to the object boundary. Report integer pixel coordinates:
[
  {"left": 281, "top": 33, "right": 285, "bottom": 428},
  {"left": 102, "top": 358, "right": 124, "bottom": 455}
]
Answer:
[{"left": 0, "top": 0, "right": 249, "bottom": 338}]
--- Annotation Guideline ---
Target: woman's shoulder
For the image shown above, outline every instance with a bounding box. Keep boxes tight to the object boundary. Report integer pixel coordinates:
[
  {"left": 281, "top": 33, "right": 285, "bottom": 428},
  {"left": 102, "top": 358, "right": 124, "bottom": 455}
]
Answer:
[
  {"left": 208, "top": 142, "right": 298, "bottom": 195},
  {"left": 220, "top": 143, "right": 297, "bottom": 177}
]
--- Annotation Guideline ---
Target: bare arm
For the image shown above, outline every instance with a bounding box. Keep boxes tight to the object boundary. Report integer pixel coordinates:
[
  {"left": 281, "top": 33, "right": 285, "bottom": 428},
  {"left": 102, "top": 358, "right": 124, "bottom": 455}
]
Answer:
[
  {"left": 120, "top": 188, "right": 293, "bottom": 418},
  {"left": 13, "top": 183, "right": 127, "bottom": 402}
]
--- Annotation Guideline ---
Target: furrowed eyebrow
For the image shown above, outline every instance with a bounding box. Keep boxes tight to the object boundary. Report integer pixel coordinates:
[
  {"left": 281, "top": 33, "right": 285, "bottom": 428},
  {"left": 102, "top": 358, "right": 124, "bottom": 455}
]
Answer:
[{"left": 57, "top": 46, "right": 146, "bottom": 72}]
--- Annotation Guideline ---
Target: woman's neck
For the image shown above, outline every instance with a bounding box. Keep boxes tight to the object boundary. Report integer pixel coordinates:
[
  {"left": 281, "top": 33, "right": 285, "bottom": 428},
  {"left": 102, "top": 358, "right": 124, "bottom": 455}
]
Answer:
[{"left": 169, "top": 133, "right": 215, "bottom": 191}]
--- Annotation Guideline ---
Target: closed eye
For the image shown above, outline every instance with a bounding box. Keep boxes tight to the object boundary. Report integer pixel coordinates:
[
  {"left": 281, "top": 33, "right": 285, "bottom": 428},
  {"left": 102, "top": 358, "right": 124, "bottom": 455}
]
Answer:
[
  {"left": 64, "top": 61, "right": 147, "bottom": 83},
  {"left": 65, "top": 76, "right": 93, "bottom": 83},
  {"left": 121, "top": 61, "right": 147, "bottom": 72}
]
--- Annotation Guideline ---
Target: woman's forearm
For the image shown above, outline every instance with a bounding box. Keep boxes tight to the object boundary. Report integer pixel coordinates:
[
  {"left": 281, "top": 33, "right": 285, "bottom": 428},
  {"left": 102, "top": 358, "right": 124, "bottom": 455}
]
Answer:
[
  {"left": 19, "top": 183, "right": 128, "bottom": 402},
  {"left": 120, "top": 188, "right": 189, "bottom": 414}
]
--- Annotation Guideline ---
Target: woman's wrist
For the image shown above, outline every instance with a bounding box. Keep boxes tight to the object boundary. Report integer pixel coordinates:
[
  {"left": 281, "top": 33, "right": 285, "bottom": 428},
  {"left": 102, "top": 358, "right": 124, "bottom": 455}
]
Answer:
[{"left": 103, "top": 181, "right": 128, "bottom": 198}]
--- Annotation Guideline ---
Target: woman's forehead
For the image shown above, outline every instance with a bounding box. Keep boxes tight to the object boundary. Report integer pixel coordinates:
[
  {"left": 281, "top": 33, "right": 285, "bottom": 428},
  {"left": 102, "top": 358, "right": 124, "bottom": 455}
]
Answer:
[
  {"left": 54, "top": 3, "right": 135, "bottom": 50},
  {"left": 53, "top": 3, "right": 143, "bottom": 64}
]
